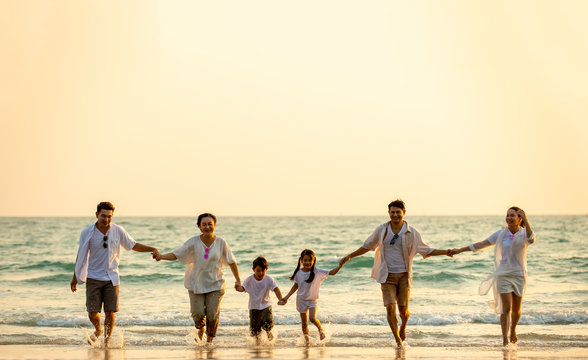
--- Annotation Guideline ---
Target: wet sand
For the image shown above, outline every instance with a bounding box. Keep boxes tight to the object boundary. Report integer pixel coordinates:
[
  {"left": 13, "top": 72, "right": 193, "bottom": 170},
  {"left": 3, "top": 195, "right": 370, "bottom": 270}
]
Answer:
[{"left": 1, "top": 345, "right": 587, "bottom": 360}]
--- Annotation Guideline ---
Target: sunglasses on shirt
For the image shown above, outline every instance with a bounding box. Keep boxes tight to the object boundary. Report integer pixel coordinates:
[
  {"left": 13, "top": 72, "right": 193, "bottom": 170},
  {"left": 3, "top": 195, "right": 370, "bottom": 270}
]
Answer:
[
  {"left": 390, "top": 234, "right": 399, "bottom": 245},
  {"left": 103, "top": 235, "right": 108, "bottom": 248}
]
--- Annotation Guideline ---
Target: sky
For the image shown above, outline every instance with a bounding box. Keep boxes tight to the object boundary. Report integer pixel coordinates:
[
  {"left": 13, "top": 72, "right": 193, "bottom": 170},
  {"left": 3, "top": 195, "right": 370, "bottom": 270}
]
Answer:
[{"left": 1, "top": 1, "right": 587, "bottom": 217}]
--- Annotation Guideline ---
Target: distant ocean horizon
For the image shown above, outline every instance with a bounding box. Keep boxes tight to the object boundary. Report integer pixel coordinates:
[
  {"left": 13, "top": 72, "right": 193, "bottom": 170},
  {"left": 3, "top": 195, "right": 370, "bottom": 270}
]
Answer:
[{"left": 0, "top": 215, "right": 586, "bottom": 349}]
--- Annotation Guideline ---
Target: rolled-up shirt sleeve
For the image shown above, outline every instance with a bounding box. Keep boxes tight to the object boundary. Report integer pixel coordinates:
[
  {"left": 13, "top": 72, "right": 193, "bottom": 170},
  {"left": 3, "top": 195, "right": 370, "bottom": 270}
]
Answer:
[
  {"left": 221, "top": 240, "right": 236, "bottom": 265},
  {"left": 362, "top": 227, "right": 380, "bottom": 251},
  {"left": 173, "top": 238, "right": 195, "bottom": 265},
  {"left": 119, "top": 227, "right": 136, "bottom": 251},
  {"left": 526, "top": 232, "right": 536, "bottom": 244},
  {"left": 469, "top": 239, "right": 493, "bottom": 252},
  {"left": 415, "top": 237, "right": 435, "bottom": 257}
]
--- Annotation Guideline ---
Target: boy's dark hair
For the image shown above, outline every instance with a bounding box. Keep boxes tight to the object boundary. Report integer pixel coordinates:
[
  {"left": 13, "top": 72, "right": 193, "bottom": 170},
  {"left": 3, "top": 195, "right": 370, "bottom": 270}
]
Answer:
[
  {"left": 388, "top": 199, "right": 406, "bottom": 211},
  {"left": 97, "top": 202, "right": 115, "bottom": 213},
  {"left": 289, "top": 249, "right": 316, "bottom": 283},
  {"left": 197, "top": 213, "right": 217, "bottom": 226},
  {"left": 252, "top": 256, "right": 269, "bottom": 270}
]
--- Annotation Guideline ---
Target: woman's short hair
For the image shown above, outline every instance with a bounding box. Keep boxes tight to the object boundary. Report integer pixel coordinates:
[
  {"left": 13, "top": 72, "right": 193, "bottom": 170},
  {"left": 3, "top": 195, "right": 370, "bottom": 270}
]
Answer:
[{"left": 197, "top": 213, "right": 217, "bottom": 226}]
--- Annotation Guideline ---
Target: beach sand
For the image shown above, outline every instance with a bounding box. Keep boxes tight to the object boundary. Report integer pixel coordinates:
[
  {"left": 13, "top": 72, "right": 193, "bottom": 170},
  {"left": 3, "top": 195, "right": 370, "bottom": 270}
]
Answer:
[{"left": 1, "top": 345, "right": 586, "bottom": 360}]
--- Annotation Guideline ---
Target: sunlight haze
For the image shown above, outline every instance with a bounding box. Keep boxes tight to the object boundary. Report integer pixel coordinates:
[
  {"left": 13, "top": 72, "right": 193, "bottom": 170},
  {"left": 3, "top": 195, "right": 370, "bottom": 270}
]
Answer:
[{"left": 1, "top": 1, "right": 587, "bottom": 216}]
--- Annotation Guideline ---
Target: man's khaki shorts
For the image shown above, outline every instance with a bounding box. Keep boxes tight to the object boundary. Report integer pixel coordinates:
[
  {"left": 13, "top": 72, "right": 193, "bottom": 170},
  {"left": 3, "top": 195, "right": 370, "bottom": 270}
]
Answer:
[
  {"left": 381, "top": 272, "right": 409, "bottom": 307},
  {"left": 86, "top": 278, "right": 119, "bottom": 313}
]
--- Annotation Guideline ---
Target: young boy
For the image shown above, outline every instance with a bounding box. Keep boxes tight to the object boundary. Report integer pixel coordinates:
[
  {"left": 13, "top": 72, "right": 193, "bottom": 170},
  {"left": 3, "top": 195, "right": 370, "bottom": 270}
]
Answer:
[{"left": 238, "top": 256, "right": 283, "bottom": 344}]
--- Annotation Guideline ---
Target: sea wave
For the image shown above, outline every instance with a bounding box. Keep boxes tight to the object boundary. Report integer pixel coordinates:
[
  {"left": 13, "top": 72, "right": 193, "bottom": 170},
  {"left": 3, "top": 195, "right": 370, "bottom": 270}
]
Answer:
[{"left": 2, "top": 310, "right": 586, "bottom": 328}]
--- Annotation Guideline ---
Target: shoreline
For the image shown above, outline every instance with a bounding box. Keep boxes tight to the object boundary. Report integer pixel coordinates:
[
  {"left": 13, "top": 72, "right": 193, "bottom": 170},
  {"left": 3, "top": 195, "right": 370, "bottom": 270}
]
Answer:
[{"left": 1, "top": 345, "right": 587, "bottom": 360}]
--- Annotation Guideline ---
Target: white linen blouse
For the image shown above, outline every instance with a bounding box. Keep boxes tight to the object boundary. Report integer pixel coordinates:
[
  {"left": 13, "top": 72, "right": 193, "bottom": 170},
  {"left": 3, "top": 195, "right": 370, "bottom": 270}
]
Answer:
[
  {"left": 469, "top": 227, "right": 536, "bottom": 314},
  {"left": 172, "top": 235, "right": 236, "bottom": 294}
]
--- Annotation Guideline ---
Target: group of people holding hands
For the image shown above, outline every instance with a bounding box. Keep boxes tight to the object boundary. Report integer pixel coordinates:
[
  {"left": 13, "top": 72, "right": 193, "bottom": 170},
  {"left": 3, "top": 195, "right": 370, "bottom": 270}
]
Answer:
[{"left": 71, "top": 200, "right": 535, "bottom": 347}]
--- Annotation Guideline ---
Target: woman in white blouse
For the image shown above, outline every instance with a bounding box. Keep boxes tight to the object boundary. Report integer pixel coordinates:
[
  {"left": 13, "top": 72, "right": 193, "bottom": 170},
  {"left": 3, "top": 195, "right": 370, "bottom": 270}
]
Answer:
[
  {"left": 155, "top": 213, "right": 242, "bottom": 343},
  {"left": 450, "top": 207, "right": 536, "bottom": 346}
]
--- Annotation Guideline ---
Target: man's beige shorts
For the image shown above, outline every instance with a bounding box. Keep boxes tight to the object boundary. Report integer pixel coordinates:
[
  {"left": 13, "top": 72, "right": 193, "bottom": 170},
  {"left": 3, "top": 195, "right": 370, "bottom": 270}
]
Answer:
[{"left": 381, "top": 272, "right": 409, "bottom": 307}]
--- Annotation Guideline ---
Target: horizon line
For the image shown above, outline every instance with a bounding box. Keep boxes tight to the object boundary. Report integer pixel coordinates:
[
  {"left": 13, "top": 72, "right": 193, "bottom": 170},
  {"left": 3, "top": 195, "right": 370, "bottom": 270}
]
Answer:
[{"left": 0, "top": 213, "right": 586, "bottom": 218}]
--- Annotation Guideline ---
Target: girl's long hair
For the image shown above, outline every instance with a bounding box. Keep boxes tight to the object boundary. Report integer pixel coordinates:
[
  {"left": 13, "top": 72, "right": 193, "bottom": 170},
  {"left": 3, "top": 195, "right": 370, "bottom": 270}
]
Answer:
[{"left": 289, "top": 249, "right": 316, "bottom": 283}]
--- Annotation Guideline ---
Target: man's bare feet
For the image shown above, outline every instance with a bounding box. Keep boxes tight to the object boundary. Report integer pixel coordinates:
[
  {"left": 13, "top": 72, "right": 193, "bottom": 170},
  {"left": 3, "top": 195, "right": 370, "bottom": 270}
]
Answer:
[
  {"left": 87, "top": 329, "right": 102, "bottom": 345},
  {"left": 503, "top": 337, "right": 510, "bottom": 346},
  {"left": 195, "top": 327, "right": 204, "bottom": 342},
  {"left": 267, "top": 331, "right": 274, "bottom": 341},
  {"left": 319, "top": 330, "right": 326, "bottom": 340},
  {"left": 304, "top": 334, "right": 310, "bottom": 345}
]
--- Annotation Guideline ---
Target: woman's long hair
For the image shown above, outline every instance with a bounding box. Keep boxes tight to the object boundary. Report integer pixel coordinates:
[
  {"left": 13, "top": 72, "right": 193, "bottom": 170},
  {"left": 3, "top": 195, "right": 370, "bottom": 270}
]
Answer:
[
  {"left": 289, "top": 249, "right": 316, "bottom": 283},
  {"left": 509, "top": 206, "right": 526, "bottom": 228}
]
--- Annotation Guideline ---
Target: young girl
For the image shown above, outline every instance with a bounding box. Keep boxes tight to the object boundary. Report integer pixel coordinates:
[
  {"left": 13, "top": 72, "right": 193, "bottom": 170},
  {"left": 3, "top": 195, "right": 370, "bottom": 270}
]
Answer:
[{"left": 278, "top": 249, "right": 342, "bottom": 343}]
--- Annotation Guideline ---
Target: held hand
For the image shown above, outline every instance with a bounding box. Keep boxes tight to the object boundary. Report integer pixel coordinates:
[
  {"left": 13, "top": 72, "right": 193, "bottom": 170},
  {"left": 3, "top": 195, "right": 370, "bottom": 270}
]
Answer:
[
  {"left": 339, "top": 256, "right": 349, "bottom": 267},
  {"left": 448, "top": 248, "right": 460, "bottom": 256},
  {"left": 152, "top": 249, "right": 161, "bottom": 261},
  {"left": 445, "top": 249, "right": 454, "bottom": 257},
  {"left": 278, "top": 298, "right": 287, "bottom": 306},
  {"left": 234, "top": 282, "right": 244, "bottom": 292}
]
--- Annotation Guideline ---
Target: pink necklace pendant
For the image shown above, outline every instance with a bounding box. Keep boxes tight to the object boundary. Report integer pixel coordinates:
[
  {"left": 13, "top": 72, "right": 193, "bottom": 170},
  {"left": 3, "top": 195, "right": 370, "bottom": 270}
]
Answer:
[
  {"left": 509, "top": 234, "right": 515, "bottom": 240},
  {"left": 204, "top": 247, "right": 210, "bottom": 259}
]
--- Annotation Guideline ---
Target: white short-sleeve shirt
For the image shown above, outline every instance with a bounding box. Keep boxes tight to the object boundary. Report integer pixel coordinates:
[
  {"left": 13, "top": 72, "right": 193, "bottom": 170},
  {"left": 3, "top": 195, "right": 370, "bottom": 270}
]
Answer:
[
  {"left": 294, "top": 268, "right": 329, "bottom": 301},
  {"left": 173, "top": 236, "right": 236, "bottom": 294},
  {"left": 486, "top": 227, "right": 531, "bottom": 276},
  {"left": 242, "top": 274, "right": 278, "bottom": 310}
]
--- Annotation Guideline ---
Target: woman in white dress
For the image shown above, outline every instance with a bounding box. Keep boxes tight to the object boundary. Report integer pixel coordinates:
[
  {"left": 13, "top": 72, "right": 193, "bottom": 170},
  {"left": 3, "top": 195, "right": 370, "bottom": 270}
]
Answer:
[{"left": 450, "top": 207, "right": 535, "bottom": 346}]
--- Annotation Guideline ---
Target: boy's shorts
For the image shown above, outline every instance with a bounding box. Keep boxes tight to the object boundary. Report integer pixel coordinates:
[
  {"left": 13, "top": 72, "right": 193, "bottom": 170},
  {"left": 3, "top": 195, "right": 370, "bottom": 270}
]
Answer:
[
  {"left": 86, "top": 278, "right": 119, "bottom": 313},
  {"left": 296, "top": 297, "right": 317, "bottom": 313},
  {"left": 249, "top": 306, "right": 273, "bottom": 335},
  {"left": 381, "top": 272, "right": 409, "bottom": 307}
]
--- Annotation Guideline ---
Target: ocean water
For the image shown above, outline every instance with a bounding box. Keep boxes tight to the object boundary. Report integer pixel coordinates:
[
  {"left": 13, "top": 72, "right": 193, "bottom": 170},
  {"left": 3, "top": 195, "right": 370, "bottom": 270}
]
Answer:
[{"left": 0, "top": 215, "right": 586, "bottom": 349}]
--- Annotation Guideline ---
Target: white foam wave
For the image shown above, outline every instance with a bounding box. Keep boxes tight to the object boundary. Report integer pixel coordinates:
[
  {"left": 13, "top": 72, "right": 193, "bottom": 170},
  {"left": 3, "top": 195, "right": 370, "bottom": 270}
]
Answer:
[{"left": 2, "top": 310, "right": 586, "bottom": 327}]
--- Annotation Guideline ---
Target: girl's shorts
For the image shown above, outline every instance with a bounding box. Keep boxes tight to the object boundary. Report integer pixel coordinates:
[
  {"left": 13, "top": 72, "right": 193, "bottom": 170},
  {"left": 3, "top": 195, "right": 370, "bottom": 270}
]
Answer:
[
  {"left": 296, "top": 297, "right": 317, "bottom": 313},
  {"left": 497, "top": 275, "right": 525, "bottom": 296}
]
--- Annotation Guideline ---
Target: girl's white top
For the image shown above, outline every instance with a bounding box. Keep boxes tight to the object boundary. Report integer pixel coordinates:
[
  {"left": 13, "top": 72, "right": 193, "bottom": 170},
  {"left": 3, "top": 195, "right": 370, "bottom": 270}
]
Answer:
[
  {"left": 173, "top": 235, "right": 236, "bottom": 294},
  {"left": 242, "top": 274, "right": 278, "bottom": 310},
  {"left": 294, "top": 267, "right": 329, "bottom": 301},
  {"left": 469, "top": 227, "right": 536, "bottom": 314}
]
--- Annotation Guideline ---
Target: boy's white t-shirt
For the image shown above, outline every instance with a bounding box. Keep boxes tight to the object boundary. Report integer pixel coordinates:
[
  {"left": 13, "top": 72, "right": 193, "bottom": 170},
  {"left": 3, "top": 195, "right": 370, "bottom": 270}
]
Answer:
[
  {"left": 293, "top": 268, "right": 329, "bottom": 301},
  {"left": 242, "top": 274, "right": 278, "bottom": 310}
]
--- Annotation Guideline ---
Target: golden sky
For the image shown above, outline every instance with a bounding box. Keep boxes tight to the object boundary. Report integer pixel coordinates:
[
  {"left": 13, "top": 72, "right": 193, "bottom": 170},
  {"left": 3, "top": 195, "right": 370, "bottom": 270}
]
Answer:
[{"left": 1, "top": 1, "right": 587, "bottom": 216}]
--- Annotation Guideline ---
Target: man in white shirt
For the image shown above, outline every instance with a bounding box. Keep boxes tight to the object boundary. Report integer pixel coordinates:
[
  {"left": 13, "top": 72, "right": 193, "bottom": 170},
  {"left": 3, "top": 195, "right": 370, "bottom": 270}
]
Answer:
[
  {"left": 70, "top": 202, "right": 160, "bottom": 346},
  {"left": 340, "top": 199, "right": 451, "bottom": 347}
]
